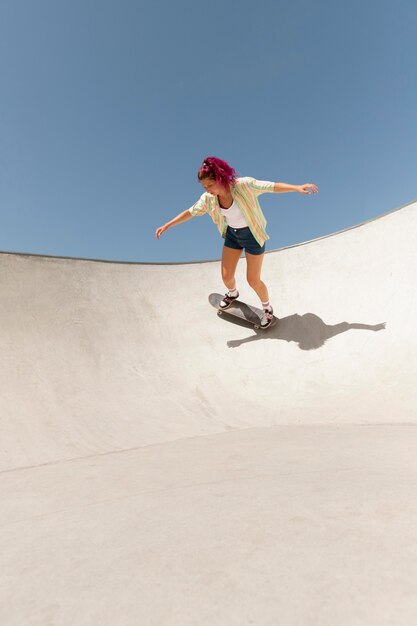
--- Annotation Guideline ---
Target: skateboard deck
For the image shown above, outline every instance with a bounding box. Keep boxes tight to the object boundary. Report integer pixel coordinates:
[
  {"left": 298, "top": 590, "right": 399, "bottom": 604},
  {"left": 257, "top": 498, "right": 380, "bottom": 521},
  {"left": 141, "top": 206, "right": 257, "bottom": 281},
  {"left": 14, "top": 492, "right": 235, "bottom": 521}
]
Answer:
[{"left": 208, "top": 293, "right": 278, "bottom": 330}]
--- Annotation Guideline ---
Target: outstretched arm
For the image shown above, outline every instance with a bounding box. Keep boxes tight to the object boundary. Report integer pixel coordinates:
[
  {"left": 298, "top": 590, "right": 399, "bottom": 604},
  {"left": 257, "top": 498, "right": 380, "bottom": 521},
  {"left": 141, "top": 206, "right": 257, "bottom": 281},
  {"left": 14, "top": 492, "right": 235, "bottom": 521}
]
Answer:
[
  {"left": 274, "top": 182, "right": 318, "bottom": 194},
  {"left": 155, "top": 209, "right": 194, "bottom": 240}
]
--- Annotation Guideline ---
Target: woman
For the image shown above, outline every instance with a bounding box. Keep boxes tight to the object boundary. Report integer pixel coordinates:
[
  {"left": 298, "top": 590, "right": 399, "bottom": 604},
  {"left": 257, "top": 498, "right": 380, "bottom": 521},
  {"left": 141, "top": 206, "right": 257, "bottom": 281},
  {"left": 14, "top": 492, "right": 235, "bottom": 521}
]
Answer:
[{"left": 156, "top": 157, "right": 318, "bottom": 328}]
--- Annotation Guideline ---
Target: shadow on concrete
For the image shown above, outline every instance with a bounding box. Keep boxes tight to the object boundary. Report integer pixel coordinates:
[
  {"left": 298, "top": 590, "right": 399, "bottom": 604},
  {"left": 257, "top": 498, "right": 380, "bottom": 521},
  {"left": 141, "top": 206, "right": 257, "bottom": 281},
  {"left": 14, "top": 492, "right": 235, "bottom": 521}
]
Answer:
[
  {"left": 221, "top": 312, "right": 386, "bottom": 350},
  {"left": 208, "top": 293, "right": 386, "bottom": 350}
]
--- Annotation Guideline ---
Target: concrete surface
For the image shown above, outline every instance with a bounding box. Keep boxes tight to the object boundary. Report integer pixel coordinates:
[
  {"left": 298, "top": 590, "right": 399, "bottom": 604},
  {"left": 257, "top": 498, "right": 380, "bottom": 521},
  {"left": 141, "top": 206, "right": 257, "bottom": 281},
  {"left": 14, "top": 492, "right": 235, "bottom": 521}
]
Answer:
[{"left": 1, "top": 200, "right": 417, "bottom": 625}]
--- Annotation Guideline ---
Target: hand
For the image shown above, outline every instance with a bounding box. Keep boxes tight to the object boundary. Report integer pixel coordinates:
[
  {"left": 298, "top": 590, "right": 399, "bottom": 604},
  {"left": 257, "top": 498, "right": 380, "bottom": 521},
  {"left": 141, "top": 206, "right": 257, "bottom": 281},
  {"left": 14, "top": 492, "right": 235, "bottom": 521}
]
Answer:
[
  {"left": 155, "top": 224, "right": 169, "bottom": 240},
  {"left": 298, "top": 183, "right": 318, "bottom": 195}
]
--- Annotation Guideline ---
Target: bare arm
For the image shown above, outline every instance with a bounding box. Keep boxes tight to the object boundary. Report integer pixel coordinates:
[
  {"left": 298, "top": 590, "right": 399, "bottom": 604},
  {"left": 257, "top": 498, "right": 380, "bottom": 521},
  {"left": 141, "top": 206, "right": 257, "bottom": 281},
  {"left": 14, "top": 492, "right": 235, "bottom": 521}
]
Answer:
[
  {"left": 155, "top": 209, "right": 194, "bottom": 240},
  {"left": 274, "top": 182, "right": 318, "bottom": 194}
]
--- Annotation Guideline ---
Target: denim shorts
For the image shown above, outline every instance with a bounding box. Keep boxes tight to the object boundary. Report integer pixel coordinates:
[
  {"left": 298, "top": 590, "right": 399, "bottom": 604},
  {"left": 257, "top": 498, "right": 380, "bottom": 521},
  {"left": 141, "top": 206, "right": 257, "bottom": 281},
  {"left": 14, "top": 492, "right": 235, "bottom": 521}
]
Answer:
[{"left": 224, "top": 226, "right": 265, "bottom": 256}]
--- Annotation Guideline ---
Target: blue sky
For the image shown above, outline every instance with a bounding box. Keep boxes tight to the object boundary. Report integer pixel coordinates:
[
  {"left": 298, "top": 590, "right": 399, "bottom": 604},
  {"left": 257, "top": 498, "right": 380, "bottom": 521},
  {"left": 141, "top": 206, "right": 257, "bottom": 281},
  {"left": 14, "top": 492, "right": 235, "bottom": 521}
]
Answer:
[{"left": 1, "top": 0, "right": 416, "bottom": 263}]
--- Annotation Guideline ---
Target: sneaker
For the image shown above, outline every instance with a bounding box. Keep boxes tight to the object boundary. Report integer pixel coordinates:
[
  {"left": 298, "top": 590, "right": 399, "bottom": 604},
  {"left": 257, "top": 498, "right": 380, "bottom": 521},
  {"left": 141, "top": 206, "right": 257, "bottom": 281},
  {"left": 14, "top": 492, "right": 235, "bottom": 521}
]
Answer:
[
  {"left": 219, "top": 290, "right": 239, "bottom": 309},
  {"left": 260, "top": 306, "right": 274, "bottom": 328}
]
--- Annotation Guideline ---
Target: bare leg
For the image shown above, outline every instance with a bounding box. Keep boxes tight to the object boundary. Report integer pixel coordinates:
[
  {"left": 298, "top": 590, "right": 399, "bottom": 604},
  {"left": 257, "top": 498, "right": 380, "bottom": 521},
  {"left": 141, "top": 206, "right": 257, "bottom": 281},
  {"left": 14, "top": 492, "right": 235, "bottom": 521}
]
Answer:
[
  {"left": 221, "top": 246, "right": 243, "bottom": 291},
  {"left": 246, "top": 252, "right": 269, "bottom": 304}
]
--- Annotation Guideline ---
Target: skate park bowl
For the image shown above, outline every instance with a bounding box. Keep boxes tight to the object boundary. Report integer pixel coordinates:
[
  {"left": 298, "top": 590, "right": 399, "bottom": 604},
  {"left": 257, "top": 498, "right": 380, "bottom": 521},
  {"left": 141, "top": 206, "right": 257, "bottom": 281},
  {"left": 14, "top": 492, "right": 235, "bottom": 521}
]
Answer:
[{"left": 1, "top": 199, "right": 417, "bottom": 625}]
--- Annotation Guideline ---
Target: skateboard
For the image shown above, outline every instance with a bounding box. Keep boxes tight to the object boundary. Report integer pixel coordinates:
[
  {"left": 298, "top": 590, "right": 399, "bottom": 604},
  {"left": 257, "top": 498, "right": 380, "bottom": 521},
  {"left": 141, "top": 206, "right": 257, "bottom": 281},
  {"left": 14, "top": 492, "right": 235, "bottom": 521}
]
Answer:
[{"left": 208, "top": 293, "right": 278, "bottom": 330}]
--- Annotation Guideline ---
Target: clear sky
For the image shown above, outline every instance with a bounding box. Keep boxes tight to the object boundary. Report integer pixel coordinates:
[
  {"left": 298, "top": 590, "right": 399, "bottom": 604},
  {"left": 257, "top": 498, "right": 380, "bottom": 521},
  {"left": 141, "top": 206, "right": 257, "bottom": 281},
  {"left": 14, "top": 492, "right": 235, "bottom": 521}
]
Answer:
[{"left": 1, "top": 0, "right": 416, "bottom": 263}]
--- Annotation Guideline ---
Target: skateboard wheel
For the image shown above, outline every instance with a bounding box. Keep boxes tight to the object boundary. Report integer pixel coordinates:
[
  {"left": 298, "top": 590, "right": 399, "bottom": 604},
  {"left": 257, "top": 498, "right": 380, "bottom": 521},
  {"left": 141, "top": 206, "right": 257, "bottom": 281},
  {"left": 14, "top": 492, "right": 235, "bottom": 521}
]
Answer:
[
  {"left": 217, "top": 310, "right": 223, "bottom": 316},
  {"left": 254, "top": 324, "right": 260, "bottom": 330}
]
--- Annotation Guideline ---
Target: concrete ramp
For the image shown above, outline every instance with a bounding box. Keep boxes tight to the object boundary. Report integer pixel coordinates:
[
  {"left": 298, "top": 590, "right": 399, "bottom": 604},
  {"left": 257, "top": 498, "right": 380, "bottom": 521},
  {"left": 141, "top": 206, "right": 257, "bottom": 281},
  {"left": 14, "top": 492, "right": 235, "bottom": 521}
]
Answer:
[{"left": 1, "top": 201, "right": 417, "bottom": 625}]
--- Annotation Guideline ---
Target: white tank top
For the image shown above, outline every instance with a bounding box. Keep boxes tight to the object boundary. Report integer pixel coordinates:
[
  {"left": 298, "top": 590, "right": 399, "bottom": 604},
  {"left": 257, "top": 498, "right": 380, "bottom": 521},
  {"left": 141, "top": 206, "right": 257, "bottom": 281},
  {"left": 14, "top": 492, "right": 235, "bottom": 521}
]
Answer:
[{"left": 220, "top": 200, "right": 248, "bottom": 229}]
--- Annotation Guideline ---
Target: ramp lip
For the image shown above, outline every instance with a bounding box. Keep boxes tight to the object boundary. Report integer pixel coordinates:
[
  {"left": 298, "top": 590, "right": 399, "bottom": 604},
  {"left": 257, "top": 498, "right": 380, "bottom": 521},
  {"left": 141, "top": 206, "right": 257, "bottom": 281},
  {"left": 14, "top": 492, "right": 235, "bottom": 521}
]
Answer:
[{"left": 1, "top": 197, "right": 416, "bottom": 267}]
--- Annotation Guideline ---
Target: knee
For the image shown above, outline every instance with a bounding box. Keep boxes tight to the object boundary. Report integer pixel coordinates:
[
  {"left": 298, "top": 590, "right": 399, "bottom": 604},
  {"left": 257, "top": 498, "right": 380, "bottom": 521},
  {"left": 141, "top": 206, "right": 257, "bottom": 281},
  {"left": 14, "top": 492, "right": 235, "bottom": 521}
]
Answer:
[
  {"left": 247, "top": 275, "right": 261, "bottom": 289},
  {"left": 222, "top": 268, "right": 235, "bottom": 283}
]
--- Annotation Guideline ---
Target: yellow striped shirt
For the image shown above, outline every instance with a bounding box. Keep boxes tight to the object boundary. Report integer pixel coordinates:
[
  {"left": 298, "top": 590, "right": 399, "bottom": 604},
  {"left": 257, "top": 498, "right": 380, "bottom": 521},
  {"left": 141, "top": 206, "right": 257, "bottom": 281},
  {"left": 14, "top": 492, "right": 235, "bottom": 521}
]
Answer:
[{"left": 188, "top": 177, "right": 275, "bottom": 246}]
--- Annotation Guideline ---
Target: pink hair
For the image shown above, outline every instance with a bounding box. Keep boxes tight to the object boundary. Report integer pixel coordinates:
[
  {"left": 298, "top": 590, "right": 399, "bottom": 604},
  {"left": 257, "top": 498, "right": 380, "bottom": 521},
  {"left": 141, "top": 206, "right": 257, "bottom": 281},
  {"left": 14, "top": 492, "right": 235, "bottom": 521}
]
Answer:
[{"left": 197, "top": 156, "right": 237, "bottom": 189}]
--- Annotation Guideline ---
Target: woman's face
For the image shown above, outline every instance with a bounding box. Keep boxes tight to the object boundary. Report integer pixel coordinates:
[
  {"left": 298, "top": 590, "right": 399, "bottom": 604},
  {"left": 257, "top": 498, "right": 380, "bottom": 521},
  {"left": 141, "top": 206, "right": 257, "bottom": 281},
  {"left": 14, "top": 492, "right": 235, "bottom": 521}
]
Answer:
[{"left": 200, "top": 178, "right": 226, "bottom": 196}]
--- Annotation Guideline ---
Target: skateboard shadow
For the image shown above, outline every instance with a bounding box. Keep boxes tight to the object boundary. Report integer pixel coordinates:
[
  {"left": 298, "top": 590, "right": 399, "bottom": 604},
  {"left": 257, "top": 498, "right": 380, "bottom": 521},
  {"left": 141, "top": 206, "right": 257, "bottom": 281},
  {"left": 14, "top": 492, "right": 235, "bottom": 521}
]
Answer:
[{"left": 218, "top": 312, "right": 386, "bottom": 350}]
